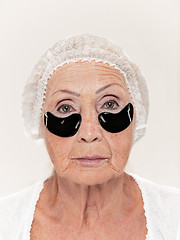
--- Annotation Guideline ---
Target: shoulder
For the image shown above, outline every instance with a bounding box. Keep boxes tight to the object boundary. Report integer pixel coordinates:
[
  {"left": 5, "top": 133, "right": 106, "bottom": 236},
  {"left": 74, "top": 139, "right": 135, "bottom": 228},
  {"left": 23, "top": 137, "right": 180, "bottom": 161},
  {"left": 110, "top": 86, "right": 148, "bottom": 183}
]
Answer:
[
  {"left": 0, "top": 177, "right": 47, "bottom": 238},
  {"left": 134, "top": 173, "right": 180, "bottom": 200},
  {"left": 0, "top": 177, "right": 46, "bottom": 205},
  {"left": 128, "top": 172, "right": 180, "bottom": 238},
  {"left": 129, "top": 172, "right": 180, "bottom": 211}
]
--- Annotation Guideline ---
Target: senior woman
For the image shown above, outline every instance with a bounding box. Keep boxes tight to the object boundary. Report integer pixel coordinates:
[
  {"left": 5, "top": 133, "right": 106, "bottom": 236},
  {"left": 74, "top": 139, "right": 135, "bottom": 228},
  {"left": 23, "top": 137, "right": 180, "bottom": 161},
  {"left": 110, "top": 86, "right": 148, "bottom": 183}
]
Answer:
[{"left": 0, "top": 33, "right": 180, "bottom": 240}]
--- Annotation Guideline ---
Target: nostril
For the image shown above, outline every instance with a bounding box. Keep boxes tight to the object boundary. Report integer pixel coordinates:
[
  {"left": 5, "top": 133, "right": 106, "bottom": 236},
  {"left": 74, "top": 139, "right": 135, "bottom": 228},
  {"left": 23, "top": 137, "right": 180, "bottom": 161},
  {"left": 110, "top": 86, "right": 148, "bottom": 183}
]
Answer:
[
  {"left": 76, "top": 117, "right": 103, "bottom": 143},
  {"left": 80, "top": 136, "right": 98, "bottom": 143}
]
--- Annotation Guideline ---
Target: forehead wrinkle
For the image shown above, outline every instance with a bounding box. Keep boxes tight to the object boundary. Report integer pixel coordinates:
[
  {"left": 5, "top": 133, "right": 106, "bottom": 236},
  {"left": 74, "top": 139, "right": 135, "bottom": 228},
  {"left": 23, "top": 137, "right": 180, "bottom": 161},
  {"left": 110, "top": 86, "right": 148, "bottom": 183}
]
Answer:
[
  {"left": 49, "top": 62, "right": 127, "bottom": 93},
  {"left": 96, "top": 71, "right": 125, "bottom": 80},
  {"left": 52, "top": 60, "right": 121, "bottom": 75},
  {"left": 54, "top": 66, "right": 124, "bottom": 81}
]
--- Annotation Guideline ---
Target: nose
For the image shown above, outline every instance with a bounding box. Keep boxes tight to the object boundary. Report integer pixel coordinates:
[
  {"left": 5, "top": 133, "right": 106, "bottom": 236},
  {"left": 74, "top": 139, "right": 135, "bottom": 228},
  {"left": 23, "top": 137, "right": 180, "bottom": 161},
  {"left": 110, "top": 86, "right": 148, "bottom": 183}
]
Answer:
[{"left": 77, "top": 111, "right": 103, "bottom": 143}]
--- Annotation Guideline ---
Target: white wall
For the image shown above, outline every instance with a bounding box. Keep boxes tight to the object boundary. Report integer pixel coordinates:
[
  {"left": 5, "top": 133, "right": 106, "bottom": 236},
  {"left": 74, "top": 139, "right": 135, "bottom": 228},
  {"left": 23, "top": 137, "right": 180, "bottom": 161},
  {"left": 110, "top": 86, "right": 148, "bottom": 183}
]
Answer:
[{"left": 0, "top": 0, "right": 179, "bottom": 196}]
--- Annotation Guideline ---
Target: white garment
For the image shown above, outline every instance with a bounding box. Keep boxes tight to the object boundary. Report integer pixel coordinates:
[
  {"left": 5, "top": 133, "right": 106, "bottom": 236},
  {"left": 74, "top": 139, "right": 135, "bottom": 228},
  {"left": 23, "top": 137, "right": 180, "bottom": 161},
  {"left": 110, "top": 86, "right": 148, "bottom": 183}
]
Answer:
[{"left": 0, "top": 172, "right": 180, "bottom": 240}]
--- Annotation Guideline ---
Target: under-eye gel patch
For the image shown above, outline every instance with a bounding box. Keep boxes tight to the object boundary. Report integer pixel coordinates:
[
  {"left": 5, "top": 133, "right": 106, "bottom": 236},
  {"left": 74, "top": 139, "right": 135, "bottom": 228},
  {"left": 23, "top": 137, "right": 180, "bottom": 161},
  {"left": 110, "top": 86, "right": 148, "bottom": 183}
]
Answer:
[
  {"left": 44, "top": 102, "right": 134, "bottom": 137},
  {"left": 98, "top": 103, "right": 133, "bottom": 133},
  {"left": 44, "top": 112, "right": 82, "bottom": 137}
]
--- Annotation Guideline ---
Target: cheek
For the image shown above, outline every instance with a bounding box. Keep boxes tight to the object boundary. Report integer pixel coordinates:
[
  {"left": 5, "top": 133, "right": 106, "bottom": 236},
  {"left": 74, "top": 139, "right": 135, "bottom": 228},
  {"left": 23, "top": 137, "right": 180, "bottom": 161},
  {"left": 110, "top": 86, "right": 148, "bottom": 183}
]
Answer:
[
  {"left": 41, "top": 110, "right": 74, "bottom": 168},
  {"left": 44, "top": 130, "right": 73, "bottom": 166},
  {"left": 108, "top": 124, "right": 133, "bottom": 163}
]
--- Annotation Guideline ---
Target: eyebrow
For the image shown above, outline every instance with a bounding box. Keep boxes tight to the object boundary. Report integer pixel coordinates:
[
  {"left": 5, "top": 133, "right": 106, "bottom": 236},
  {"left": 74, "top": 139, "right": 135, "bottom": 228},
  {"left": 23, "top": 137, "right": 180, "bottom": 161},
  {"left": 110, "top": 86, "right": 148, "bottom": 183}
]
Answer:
[{"left": 51, "top": 83, "right": 125, "bottom": 97}]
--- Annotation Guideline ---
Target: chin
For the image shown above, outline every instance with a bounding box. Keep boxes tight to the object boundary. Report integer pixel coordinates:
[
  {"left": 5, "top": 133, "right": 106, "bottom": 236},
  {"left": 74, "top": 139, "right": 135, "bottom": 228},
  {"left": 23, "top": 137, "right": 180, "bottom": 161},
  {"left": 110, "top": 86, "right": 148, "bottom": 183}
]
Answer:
[{"left": 65, "top": 168, "right": 116, "bottom": 186}]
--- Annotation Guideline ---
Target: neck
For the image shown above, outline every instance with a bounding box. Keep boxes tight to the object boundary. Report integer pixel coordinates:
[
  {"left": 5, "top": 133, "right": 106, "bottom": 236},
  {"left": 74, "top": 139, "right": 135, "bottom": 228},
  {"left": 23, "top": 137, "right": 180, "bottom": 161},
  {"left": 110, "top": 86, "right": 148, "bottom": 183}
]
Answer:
[{"left": 42, "top": 171, "right": 138, "bottom": 233}]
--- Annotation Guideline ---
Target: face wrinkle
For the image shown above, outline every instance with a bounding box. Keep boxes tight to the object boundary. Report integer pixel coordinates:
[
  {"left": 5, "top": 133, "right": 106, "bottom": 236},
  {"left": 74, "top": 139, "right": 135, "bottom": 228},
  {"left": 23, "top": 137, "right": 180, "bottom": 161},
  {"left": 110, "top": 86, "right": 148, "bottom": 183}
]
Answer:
[{"left": 39, "top": 61, "right": 137, "bottom": 237}]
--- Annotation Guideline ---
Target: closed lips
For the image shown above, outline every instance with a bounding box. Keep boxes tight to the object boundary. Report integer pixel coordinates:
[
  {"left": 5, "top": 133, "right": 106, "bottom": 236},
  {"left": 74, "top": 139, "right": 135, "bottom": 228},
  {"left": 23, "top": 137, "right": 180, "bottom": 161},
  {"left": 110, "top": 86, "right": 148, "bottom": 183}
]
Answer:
[{"left": 73, "top": 156, "right": 108, "bottom": 160}]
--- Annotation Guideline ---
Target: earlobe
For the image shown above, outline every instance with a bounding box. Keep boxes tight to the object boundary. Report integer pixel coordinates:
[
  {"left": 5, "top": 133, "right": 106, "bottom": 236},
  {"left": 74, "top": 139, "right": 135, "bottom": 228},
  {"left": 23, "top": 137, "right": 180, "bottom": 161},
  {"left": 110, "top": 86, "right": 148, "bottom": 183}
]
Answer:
[
  {"left": 39, "top": 119, "right": 44, "bottom": 139},
  {"left": 39, "top": 111, "right": 46, "bottom": 138}
]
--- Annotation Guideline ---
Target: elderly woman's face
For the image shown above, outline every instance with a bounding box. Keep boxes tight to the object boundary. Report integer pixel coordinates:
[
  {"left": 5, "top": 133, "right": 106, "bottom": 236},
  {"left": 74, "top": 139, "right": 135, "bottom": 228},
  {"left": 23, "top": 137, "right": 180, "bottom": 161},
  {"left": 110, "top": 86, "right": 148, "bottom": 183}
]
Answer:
[{"left": 41, "top": 61, "right": 136, "bottom": 185}]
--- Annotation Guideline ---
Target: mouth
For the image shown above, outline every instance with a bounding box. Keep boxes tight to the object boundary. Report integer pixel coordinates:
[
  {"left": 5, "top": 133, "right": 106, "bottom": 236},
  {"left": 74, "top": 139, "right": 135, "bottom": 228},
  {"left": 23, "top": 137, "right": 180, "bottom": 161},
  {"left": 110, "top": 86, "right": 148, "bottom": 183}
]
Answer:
[{"left": 72, "top": 156, "right": 109, "bottom": 167}]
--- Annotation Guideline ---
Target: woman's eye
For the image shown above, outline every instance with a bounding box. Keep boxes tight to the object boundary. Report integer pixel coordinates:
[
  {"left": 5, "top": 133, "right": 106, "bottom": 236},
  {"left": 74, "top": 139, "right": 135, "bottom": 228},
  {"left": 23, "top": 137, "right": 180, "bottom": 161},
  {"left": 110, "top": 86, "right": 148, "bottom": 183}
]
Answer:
[
  {"left": 56, "top": 100, "right": 119, "bottom": 115},
  {"left": 57, "top": 104, "right": 73, "bottom": 114},
  {"left": 103, "top": 100, "right": 119, "bottom": 110}
]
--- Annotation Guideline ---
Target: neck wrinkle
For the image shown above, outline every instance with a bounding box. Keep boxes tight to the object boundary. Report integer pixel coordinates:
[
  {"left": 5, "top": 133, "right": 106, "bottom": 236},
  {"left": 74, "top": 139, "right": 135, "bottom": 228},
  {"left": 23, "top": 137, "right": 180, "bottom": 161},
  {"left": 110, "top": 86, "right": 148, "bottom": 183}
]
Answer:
[{"left": 44, "top": 170, "right": 138, "bottom": 232}]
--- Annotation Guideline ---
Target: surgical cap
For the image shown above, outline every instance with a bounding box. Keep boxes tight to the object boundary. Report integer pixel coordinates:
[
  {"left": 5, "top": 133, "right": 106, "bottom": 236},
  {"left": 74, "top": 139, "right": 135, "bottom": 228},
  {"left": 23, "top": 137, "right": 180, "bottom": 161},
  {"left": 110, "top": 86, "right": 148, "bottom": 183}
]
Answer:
[{"left": 21, "top": 32, "right": 149, "bottom": 144}]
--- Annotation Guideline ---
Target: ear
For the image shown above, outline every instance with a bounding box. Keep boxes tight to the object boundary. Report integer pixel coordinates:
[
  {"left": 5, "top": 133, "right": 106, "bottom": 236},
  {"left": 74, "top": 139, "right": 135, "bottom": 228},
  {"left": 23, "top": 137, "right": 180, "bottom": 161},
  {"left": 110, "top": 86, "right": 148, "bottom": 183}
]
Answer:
[
  {"left": 39, "top": 108, "right": 46, "bottom": 139},
  {"left": 131, "top": 104, "right": 136, "bottom": 142},
  {"left": 132, "top": 103, "right": 136, "bottom": 129}
]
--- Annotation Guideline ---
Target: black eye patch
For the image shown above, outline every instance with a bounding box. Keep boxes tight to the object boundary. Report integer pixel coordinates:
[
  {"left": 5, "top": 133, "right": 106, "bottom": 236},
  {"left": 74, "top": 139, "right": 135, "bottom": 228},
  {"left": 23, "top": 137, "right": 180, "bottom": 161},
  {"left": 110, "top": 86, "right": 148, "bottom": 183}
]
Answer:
[
  {"left": 44, "top": 103, "right": 134, "bottom": 137},
  {"left": 98, "top": 102, "right": 133, "bottom": 133}
]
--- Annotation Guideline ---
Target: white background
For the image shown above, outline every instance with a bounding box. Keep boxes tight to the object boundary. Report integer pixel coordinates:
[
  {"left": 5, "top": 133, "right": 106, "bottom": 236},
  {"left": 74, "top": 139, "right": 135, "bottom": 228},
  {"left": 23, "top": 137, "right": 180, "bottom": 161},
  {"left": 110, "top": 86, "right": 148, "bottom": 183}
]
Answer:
[{"left": 0, "top": 0, "right": 179, "bottom": 196}]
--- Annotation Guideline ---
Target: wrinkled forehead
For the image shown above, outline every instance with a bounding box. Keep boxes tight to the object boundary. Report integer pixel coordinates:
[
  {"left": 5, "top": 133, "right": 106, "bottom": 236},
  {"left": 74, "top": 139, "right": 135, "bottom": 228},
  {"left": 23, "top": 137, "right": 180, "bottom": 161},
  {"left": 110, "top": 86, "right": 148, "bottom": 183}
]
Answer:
[{"left": 45, "top": 60, "right": 128, "bottom": 98}]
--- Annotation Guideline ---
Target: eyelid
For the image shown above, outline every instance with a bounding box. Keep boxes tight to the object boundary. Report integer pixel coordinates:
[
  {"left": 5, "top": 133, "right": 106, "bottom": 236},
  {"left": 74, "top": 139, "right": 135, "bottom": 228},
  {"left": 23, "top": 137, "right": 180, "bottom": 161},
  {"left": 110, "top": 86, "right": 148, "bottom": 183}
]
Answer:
[
  {"left": 96, "top": 94, "right": 121, "bottom": 107},
  {"left": 54, "top": 98, "right": 123, "bottom": 116},
  {"left": 56, "top": 94, "right": 119, "bottom": 103},
  {"left": 98, "top": 94, "right": 120, "bottom": 101},
  {"left": 54, "top": 94, "right": 121, "bottom": 109},
  {"left": 55, "top": 99, "right": 76, "bottom": 108}
]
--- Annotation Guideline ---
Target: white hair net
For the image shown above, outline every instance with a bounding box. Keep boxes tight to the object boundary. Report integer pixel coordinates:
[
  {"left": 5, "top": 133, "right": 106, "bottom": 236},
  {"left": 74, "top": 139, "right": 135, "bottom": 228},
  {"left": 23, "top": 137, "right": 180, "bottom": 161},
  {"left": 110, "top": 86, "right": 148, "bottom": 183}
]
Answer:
[{"left": 21, "top": 33, "right": 149, "bottom": 144}]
